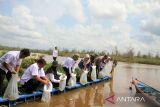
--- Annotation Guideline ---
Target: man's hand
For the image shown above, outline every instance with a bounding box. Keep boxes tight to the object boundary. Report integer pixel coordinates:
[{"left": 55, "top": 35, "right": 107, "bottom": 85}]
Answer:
[
  {"left": 11, "top": 70, "right": 17, "bottom": 74},
  {"left": 44, "top": 80, "right": 50, "bottom": 85}
]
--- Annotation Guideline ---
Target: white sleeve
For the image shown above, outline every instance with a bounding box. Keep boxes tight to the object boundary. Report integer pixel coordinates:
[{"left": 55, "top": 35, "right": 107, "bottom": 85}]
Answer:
[
  {"left": 47, "top": 73, "right": 60, "bottom": 83},
  {"left": 31, "top": 66, "right": 39, "bottom": 76},
  {"left": 4, "top": 54, "right": 14, "bottom": 64},
  {"left": 57, "top": 71, "right": 62, "bottom": 75},
  {"left": 39, "top": 68, "right": 45, "bottom": 77},
  {"left": 16, "top": 59, "right": 22, "bottom": 66},
  {"left": 72, "top": 65, "right": 76, "bottom": 73},
  {"left": 67, "top": 59, "right": 73, "bottom": 74}
]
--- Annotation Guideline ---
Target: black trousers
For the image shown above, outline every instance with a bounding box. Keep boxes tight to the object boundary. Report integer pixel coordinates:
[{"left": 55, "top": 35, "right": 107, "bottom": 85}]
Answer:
[
  {"left": 96, "top": 65, "right": 100, "bottom": 78},
  {"left": 0, "top": 68, "right": 12, "bottom": 95},
  {"left": 63, "top": 67, "right": 71, "bottom": 85},
  {"left": 22, "top": 78, "right": 43, "bottom": 93},
  {"left": 87, "top": 69, "right": 92, "bottom": 82},
  {"left": 52, "top": 82, "right": 59, "bottom": 88}
]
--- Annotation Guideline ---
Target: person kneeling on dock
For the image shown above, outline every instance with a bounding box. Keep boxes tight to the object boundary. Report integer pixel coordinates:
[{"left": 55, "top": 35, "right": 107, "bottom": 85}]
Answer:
[
  {"left": 46, "top": 61, "right": 63, "bottom": 88},
  {"left": 20, "top": 59, "right": 50, "bottom": 93},
  {"left": 62, "top": 54, "right": 80, "bottom": 85}
]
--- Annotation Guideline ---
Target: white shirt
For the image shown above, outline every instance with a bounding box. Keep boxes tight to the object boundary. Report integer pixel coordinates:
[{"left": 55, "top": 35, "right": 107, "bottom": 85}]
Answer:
[
  {"left": 46, "top": 73, "right": 60, "bottom": 83},
  {"left": 52, "top": 49, "right": 58, "bottom": 57},
  {"left": 0, "top": 51, "right": 22, "bottom": 73},
  {"left": 20, "top": 63, "right": 45, "bottom": 84},
  {"left": 62, "top": 57, "right": 76, "bottom": 74}
]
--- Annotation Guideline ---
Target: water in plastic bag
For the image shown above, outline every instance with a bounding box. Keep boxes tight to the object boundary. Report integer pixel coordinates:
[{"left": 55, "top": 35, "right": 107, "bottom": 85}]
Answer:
[
  {"left": 91, "top": 66, "right": 97, "bottom": 81},
  {"left": 59, "top": 75, "right": 67, "bottom": 91},
  {"left": 41, "top": 82, "right": 52, "bottom": 103},
  {"left": 3, "top": 74, "right": 19, "bottom": 101},
  {"left": 68, "top": 73, "right": 76, "bottom": 88},
  {"left": 80, "top": 70, "right": 88, "bottom": 85}
]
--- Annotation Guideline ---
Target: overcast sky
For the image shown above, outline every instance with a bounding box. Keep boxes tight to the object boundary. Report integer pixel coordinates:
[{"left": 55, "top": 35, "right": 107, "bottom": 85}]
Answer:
[{"left": 0, "top": 0, "right": 160, "bottom": 55}]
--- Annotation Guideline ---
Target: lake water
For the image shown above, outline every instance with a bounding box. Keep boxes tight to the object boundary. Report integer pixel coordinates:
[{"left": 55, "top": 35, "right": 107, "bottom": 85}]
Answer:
[{"left": 17, "top": 56, "right": 160, "bottom": 107}]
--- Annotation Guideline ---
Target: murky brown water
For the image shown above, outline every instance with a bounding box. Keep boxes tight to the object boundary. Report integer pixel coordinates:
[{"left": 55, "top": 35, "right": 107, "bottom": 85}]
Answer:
[{"left": 17, "top": 62, "right": 160, "bottom": 107}]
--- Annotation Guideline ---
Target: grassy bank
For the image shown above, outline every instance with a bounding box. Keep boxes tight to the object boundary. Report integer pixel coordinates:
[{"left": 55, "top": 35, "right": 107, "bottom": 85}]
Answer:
[
  {"left": 0, "top": 45, "right": 160, "bottom": 65},
  {"left": 112, "top": 55, "right": 160, "bottom": 65}
]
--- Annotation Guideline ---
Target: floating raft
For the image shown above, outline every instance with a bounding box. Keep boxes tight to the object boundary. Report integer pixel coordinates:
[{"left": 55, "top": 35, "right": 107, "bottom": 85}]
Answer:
[
  {"left": 0, "top": 76, "right": 111, "bottom": 107},
  {"left": 135, "top": 81, "right": 160, "bottom": 106}
]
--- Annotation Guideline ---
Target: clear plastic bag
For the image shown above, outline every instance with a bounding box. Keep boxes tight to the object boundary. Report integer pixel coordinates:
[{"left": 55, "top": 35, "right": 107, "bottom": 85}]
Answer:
[
  {"left": 105, "top": 61, "right": 112, "bottom": 75},
  {"left": 91, "top": 66, "right": 97, "bottom": 81},
  {"left": 59, "top": 75, "right": 67, "bottom": 91},
  {"left": 41, "top": 91, "right": 51, "bottom": 103},
  {"left": 3, "top": 74, "right": 19, "bottom": 101},
  {"left": 68, "top": 73, "right": 76, "bottom": 87},
  {"left": 80, "top": 70, "right": 88, "bottom": 85},
  {"left": 98, "top": 62, "right": 112, "bottom": 78},
  {"left": 98, "top": 68, "right": 106, "bottom": 78},
  {"left": 41, "top": 82, "right": 52, "bottom": 103}
]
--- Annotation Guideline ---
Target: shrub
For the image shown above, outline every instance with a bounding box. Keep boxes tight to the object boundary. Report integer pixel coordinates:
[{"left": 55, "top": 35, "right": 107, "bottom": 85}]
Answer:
[{"left": 21, "top": 58, "right": 36, "bottom": 69}]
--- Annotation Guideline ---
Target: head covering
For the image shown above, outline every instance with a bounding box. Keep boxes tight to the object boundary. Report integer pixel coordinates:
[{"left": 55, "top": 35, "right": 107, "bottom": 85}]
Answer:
[
  {"left": 73, "top": 53, "right": 80, "bottom": 61},
  {"left": 84, "top": 54, "right": 90, "bottom": 58},
  {"left": 52, "top": 61, "right": 58, "bottom": 67}
]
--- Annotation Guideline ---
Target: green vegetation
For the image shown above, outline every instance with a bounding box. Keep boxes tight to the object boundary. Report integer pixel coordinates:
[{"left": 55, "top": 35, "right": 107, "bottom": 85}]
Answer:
[{"left": 0, "top": 45, "right": 160, "bottom": 65}]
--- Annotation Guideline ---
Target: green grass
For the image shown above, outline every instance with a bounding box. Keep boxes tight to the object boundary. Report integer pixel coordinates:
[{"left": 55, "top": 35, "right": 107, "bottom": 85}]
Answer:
[
  {"left": 0, "top": 45, "right": 160, "bottom": 65},
  {"left": 111, "top": 55, "right": 160, "bottom": 65}
]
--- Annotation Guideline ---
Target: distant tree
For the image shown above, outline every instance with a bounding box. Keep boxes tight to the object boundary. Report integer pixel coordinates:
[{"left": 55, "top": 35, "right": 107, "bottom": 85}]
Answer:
[
  {"left": 137, "top": 51, "right": 141, "bottom": 57},
  {"left": 155, "top": 52, "right": 159, "bottom": 59},
  {"left": 147, "top": 52, "right": 152, "bottom": 58},
  {"left": 99, "top": 51, "right": 106, "bottom": 56},
  {"left": 114, "top": 46, "right": 119, "bottom": 56},
  {"left": 142, "top": 54, "right": 147, "bottom": 58},
  {"left": 126, "top": 47, "right": 134, "bottom": 58}
]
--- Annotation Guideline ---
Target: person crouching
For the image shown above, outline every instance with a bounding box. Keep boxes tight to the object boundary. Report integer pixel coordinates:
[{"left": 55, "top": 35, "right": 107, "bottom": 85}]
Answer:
[
  {"left": 20, "top": 59, "right": 50, "bottom": 93},
  {"left": 46, "top": 61, "right": 62, "bottom": 88}
]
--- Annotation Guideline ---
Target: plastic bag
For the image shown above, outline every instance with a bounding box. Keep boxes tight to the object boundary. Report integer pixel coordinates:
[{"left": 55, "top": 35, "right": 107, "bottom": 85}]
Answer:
[
  {"left": 80, "top": 70, "right": 88, "bottom": 85},
  {"left": 91, "top": 66, "right": 97, "bottom": 81},
  {"left": 59, "top": 75, "right": 67, "bottom": 91},
  {"left": 98, "top": 68, "right": 106, "bottom": 78},
  {"left": 68, "top": 73, "right": 76, "bottom": 87},
  {"left": 41, "top": 82, "right": 52, "bottom": 103},
  {"left": 3, "top": 74, "right": 19, "bottom": 100},
  {"left": 105, "top": 61, "right": 113, "bottom": 75},
  {"left": 98, "top": 62, "right": 112, "bottom": 78}
]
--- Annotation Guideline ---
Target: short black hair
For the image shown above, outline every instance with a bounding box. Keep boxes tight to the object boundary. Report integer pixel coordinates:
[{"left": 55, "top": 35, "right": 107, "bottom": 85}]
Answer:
[
  {"left": 20, "top": 49, "right": 30, "bottom": 56},
  {"left": 37, "top": 58, "right": 46, "bottom": 65}
]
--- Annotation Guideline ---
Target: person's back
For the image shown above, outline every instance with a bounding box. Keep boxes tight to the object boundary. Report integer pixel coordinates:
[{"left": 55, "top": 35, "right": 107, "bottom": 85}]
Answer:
[
  {"left": 63, "top": 57, "right": 74, "bottom": 68},
  {"left": 0, "top": 51, "right": 21, "bottom": 72}
]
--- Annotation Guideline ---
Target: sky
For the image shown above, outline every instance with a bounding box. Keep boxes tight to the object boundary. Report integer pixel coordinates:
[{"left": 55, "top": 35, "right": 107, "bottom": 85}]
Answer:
[{"left": 0, "top": 0, "right": 160, "bottom": 55}]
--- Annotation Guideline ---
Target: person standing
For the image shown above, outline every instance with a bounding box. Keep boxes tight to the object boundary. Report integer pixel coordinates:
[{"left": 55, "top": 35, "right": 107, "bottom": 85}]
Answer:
[
  {"left": 0, "top": 49, "right": 30, "bottom": 95},
  {"left": 52, "top": 46, "right": 58, "bottom": 61}
]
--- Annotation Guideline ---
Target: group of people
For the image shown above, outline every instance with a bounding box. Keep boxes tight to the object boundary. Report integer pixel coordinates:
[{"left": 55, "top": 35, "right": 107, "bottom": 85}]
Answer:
[{"left": 0, "top": 46, "right": 115, "bottom": 96}]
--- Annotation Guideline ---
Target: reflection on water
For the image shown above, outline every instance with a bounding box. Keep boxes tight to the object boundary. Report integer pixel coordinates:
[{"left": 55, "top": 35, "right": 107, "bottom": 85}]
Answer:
[{"left": 17, "top": 62, "right": 160, "bottom": 107}]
